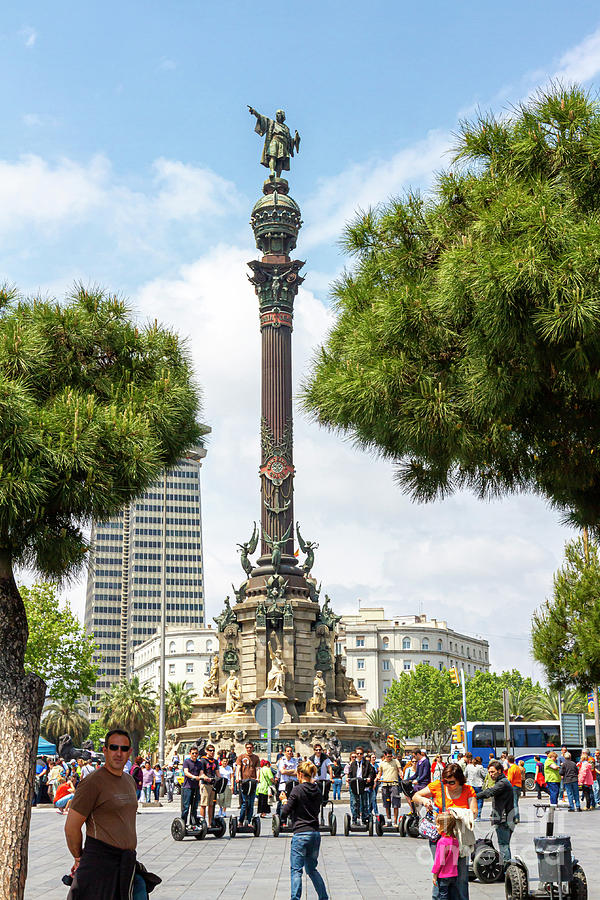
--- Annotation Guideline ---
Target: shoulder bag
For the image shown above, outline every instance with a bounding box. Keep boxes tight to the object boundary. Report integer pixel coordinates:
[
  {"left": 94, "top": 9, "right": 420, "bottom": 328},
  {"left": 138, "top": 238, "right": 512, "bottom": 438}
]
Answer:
[{"left": 418, "top": 783, "right": 446, "bottom": 841}]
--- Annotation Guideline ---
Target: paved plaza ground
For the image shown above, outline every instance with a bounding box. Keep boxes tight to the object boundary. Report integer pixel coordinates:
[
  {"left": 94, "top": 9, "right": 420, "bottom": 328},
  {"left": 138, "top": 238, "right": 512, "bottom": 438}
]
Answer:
[{"left": 27, "top": 797, "right": 600, "bottom": 899}]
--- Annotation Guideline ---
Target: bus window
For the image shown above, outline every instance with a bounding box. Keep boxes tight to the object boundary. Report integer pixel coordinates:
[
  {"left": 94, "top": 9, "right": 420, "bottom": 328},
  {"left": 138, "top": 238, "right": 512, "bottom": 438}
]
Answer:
[
  {"left": 524, "top": 726, "right": 544, "bottom": 747},
  {"left": 472, "top": 726, "right": 494, "bottom": 748},
  {"left": 586, "top": 725, "right": 595, "bottom": 745},
  {"left": 493, "top": 726, "right": 507, "bottom": 747},
  {"left": 512, "top": 727, "right": 527, "bottom": 748},
  {"left": 540, "top": 726, "right": 560, "bottom": 747}
]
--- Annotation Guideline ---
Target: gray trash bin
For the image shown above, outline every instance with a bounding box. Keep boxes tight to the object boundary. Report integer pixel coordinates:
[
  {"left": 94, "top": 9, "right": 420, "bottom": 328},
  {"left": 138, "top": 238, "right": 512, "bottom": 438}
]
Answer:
[{"left": 534, "top": 835, "right": 573, "bottom": 883}]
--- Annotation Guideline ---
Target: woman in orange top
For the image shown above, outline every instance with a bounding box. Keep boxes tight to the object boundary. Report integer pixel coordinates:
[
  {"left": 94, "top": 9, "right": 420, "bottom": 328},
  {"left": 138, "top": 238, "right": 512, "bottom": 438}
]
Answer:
[{"left": 414, "top": 762, "right": 476, "bottom": 900}]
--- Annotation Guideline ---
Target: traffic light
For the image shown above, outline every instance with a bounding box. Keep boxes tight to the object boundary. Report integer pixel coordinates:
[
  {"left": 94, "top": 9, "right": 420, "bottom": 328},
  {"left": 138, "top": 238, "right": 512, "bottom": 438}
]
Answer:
[
  {"left": 387, "top": 733, "right": 396, "bottom": 748},
  {"left": 451, "top": 724, "right": 464, "bottom": 743},
  {"left": 449, "top": 666, "right": 459, "bottom": 685}
]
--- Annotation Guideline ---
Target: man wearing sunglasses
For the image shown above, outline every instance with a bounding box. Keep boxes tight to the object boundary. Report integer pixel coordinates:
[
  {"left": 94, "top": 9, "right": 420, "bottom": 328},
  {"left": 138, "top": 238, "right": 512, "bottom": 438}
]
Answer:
[
  {"left": 64, "top": 729, "right": 160, "bottom": 898},
  {"left": 198, "top": 745, "right": 219, "bottom": 826}
]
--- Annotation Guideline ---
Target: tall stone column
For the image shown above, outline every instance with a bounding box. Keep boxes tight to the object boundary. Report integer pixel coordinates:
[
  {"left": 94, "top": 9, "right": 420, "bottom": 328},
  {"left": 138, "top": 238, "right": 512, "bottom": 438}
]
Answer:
[{"left": 248, "top": 180, "right": 304, "bottom": 568}]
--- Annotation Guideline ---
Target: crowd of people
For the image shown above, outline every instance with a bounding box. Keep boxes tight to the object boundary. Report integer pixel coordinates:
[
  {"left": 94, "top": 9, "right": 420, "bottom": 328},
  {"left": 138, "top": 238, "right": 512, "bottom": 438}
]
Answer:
[{"left": 35, "top": 738, "right": 600, "bottom": 900}]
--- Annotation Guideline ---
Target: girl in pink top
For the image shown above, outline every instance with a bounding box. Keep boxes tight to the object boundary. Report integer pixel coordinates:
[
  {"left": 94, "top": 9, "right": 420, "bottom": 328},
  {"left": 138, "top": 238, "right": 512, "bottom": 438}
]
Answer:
[
  {"left": 432, "top": 812, "right": 459, "bottom": 899},
  {"left": 578, "top": 754, "right": 595, "bottom": 810}
]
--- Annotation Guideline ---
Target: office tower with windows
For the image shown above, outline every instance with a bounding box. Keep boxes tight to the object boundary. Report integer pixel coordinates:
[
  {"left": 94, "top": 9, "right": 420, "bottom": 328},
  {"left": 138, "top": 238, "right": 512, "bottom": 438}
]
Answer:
[{"left": 85, "top": 439, "right": 209, "bottom": 714}]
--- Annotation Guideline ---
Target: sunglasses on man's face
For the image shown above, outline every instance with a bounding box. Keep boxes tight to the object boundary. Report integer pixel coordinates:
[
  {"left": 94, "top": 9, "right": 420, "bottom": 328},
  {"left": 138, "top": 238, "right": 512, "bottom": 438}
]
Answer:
[
  {"left": 108, "top": 744, "right": 131, "bottom": 752},
  {"left": 443, "top": 779, "right": 457, "bottom": 785}
]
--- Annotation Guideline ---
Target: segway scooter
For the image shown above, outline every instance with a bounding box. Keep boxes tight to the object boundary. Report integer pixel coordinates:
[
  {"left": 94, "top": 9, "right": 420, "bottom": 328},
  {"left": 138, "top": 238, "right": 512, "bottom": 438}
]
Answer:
[
  {"left": 317, "top": 779, "right": 337, "bottom": 835},
  {"left": 343, "top": 777, "right": 377, "bottom": 835},
  {"left": 272, "top": 779, "right": 296, "bottom": 837},
  {"left": 398, "top": 780, "right": 420, "bottom": 838},
  {"left": 170, "top": 776, "right": 228, "bottom": 841},
  {"left": 375, "top": 812, "right": 401, "bottom": 836},
  {"left": 229, "top": 778, "right": 261, "bottom": 837},
  {"left": 469, "top": 833, "right": 503, "bottom": 884},
  {"left": 505, "top": 802, "right": 587, "bottom": 899}
]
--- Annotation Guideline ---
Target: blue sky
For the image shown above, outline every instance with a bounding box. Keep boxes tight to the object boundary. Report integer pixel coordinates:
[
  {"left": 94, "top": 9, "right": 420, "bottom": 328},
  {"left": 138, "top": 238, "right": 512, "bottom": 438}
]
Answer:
[{"left": 5, "top": 3, "right": 600, "bottom": 676}]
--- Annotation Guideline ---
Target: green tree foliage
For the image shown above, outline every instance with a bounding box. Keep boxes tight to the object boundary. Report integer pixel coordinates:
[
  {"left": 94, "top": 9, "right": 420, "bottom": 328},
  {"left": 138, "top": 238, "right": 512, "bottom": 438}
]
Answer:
[
  {"left": 464, "top": 670, "right": 540, "bottom": 720},
  {"left": 165, "top": 681, "right": 194, "bottom": 730},
  {"left": 21, "top": 582, "right": 98, "bottom": 704},
  {"left": 532, "top": 536, "right": 600, "bottom": 691},
  {"left": 302, "top": 86, "right": 600, "bottom": 530},
  {"left": 366, "top": 707, "right": 392, "bottom": 730},
  {"left": 98, "top": 676, "right": 156, "bottom": 757},
  {"left": 87, "top": 720, "right": 107, "bottom": 752},
  {"left": 40, "top": 699, "right": 89, "bottom": 746},
  {"left": 531, "top": 687, "right": 587, "bottom": 719},
  {"left": 382, "top": 664, "right": 460, "bottom": 751}
]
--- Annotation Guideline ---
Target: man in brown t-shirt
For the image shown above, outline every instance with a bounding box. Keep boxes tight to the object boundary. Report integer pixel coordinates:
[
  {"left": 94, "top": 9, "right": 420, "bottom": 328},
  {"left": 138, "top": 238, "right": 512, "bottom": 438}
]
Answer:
[
  {"left": 64, "top": 729, "right": 141, "bottom": 897},
  {"left": 235, "top": 741, "right": 261, "bottom": 825}
]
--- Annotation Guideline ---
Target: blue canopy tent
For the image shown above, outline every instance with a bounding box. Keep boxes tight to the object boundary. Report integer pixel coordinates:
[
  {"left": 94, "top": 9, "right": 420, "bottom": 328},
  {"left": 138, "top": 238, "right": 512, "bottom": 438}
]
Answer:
[{"left": 37, "top": 737, "right": 56, "bottom": 756}]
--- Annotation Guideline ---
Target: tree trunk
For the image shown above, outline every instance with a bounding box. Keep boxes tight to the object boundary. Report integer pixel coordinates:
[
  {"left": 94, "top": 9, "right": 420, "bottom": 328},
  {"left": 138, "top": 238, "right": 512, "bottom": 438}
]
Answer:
[{"left": 0, "top": 564, "right": 46, "bottom": 900}]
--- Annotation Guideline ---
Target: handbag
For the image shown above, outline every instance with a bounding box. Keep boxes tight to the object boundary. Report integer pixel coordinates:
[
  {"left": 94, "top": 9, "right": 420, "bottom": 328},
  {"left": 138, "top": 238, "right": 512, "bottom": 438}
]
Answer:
[{"left": 418, "top": 783, "right": 446, "bottom": 841}]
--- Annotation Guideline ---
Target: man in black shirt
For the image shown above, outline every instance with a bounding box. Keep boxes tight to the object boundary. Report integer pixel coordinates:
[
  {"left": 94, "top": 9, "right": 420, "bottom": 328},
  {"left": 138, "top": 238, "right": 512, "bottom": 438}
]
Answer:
[
  {"left": 347, "top": 747, "right": 375, "bottom": 824},
  {"left": 198, "top": 744, "right": 219, "bottom": 826},
  {"left": 181, "top": 746, "right": 202, "bottom": 826},
  {"left": 280, "top": 760, "right": 329, "bottom": 900},
  {"left": 478, "top": 760, "right": 516, "bottom": 864}
]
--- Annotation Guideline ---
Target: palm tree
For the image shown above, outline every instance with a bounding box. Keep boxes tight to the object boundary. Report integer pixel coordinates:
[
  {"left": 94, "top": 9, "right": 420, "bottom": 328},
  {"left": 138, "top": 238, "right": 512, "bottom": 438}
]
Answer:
[
  {"left": 531, "top": 687, "right": 587, "bottom": 720},
  {"left": 98, "top": 676, "right": 156, "bottom": 757},
  {"left": 41, "top": 699, "right": 89, "bottom": 747},
  {"left": 367, "top": 707, "right": 391, "bottom": 730},
  {"left": 489, "top": 685, "right": 540, "bottom": 720},
  {"left": 165, "top": 681, "right": 194, "bottom": 729}
]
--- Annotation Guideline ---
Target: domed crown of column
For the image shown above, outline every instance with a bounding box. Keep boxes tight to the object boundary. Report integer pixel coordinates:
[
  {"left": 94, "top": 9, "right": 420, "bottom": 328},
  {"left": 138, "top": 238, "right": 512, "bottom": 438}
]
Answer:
[{"left": 250, "top": 178, "right": 302, "bottom": 259}]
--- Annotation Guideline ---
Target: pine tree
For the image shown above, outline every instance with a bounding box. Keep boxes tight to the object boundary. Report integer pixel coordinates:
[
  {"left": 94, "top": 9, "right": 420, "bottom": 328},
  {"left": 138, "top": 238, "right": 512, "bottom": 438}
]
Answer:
[
  {"left": 0, "top": 285, "right": 202, "bottom": 900},
  {"left": 532, "top": 536, "right": 600, "bottom": 692},
  {"left": 303, "top": 85, "right": 600, "bottom": 532}
]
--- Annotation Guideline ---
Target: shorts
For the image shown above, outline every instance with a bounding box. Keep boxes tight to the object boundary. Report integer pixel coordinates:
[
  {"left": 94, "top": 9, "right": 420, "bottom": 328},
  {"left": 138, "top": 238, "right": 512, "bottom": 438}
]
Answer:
[
  {"left": 200, "top": 784, "right": 215, "bottom": 806},
  {"left": 381, "top": 783, "right": 401, "bottom": 808},
  {"left": 220, "top": 786, "right": 232, "bottom": 808},
  {"left": 54, "top": 795, "right": 71, "bottom": 809}
]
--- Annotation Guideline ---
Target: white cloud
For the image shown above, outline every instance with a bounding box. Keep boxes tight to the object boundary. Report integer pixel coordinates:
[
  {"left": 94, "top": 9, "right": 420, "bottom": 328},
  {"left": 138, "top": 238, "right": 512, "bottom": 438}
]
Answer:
[
  {"left": 158, "top": 57, "right": 176, "bottom": 71},
  {"left": 302, "top": 130, "right": 450, "bottom": 250},
  {"left": 0, "top": 153, "right": 241, "bottom": 242},
  {"left": 552, "top": 26, "right": 600, "bottom": 84},
  {"left": 20, "top": 26, "right": 37, "bottom": 48}
]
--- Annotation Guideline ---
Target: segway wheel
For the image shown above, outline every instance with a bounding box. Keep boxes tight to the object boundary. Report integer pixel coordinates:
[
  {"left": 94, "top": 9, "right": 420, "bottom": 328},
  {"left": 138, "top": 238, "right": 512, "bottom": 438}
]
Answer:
[
  {"left": 229, "top": 815, "right": 238, "bottom": 838},
  {"left": 406, "top": 815, "right": 420, "bottom": 839},
  {"left": 252, "top": 815, "right": 261, "bottom": 837},
  {"left": 344, "top": 813, "right": 351, "bottom": 836},
  {"left": 330, "top": 814, "right": 337, "bottom": 836},
  {"left": 571, "top": 864, "right": 588, "bottom": 900},
  {"left": 398, "top": 814, "right": 407, "bottom": 837},
  {"left": 212, "top": 817, "right": 226, "bottom": 839},
  {"left": 368, "top": 816, "right": 374, "bottom": 836},
  {"left": 472, "top": 845, "right": 503, "bottom": 883},
  {"left": 504, "top": 863, "right": 528, "bottom": 900},
  {"left": 272, "top": 814, "right": 281, "bottom": 837},
  {"left": 375, "top": 815, "right": 384, "bottom": 837},
  {"left": 170, "top": 817, "right": 186, "bottom": 841},
  {"left": 328, "top": 810, "right": 335, "bottom": 830},
  {"left": 194, "top": 820, "right": 208, "bottom": 840}
]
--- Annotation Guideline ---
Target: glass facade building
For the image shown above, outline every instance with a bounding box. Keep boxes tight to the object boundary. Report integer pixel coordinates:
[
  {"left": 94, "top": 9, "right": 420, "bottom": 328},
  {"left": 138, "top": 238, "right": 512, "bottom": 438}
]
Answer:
[{"left": 84, "top": 442, "right": 208, "bottom": 715}]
